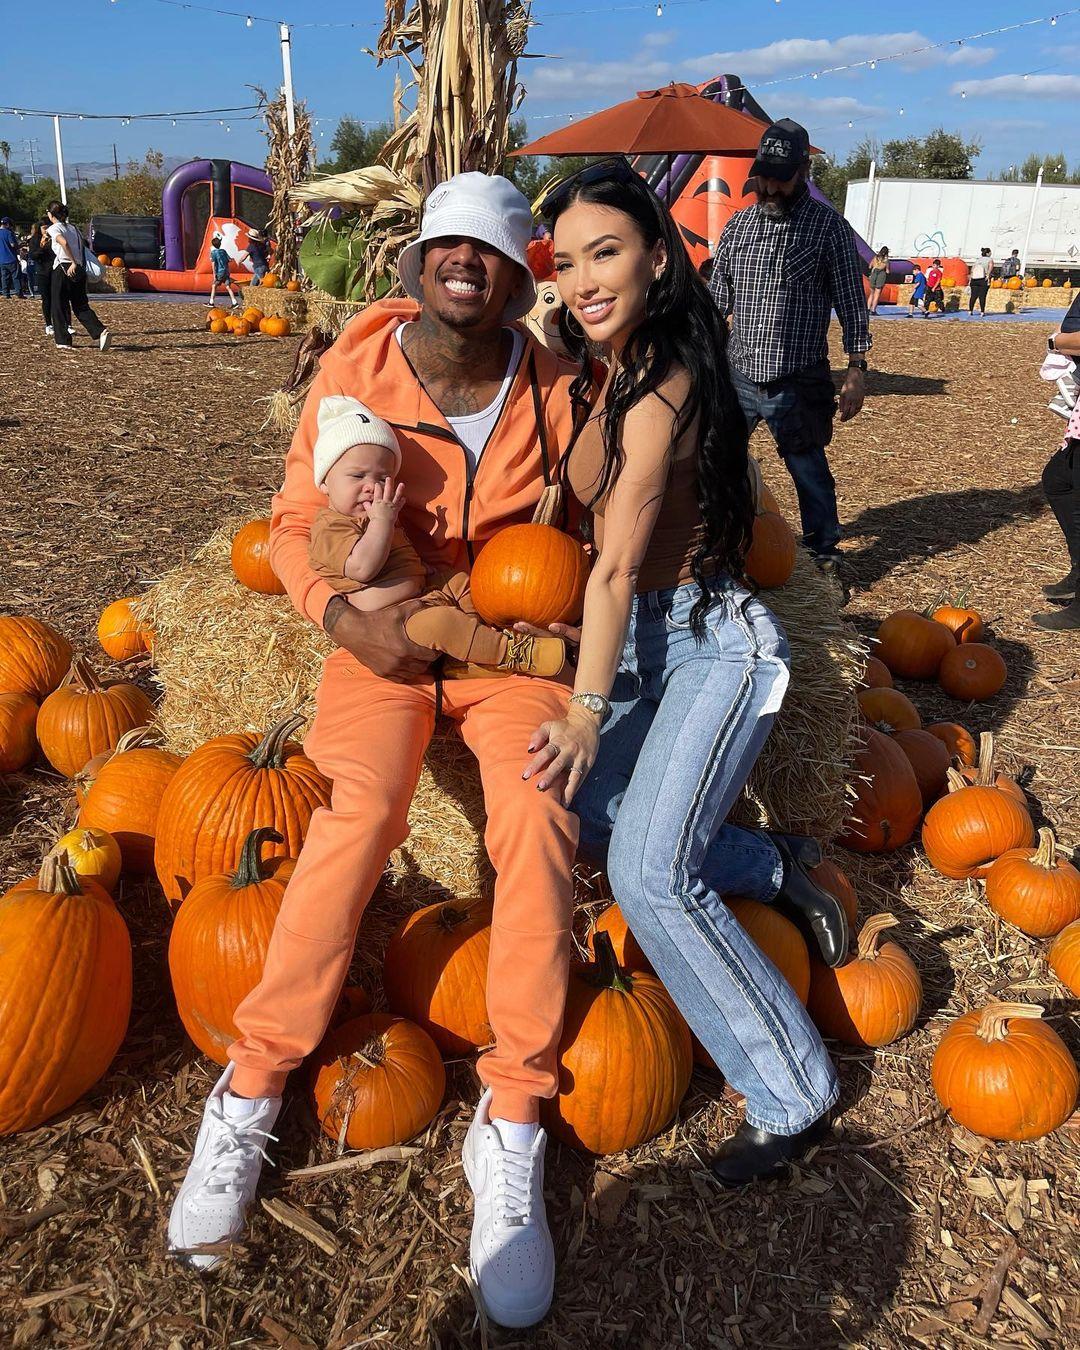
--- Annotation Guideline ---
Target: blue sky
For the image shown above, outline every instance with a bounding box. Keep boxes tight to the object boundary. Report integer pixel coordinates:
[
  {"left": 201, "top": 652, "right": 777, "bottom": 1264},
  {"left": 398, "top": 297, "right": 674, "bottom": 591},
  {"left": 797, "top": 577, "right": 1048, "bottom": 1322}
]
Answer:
[{"left": 3, "top": 1, "right": 1078, "bottom": 181}]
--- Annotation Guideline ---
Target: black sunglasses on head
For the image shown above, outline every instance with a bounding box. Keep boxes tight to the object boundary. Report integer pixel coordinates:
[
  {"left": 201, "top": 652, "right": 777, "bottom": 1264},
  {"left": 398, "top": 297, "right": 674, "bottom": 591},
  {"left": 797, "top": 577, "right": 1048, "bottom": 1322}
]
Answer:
[{"left": 538, "top": 156, "right": 640, "bottom": 221}]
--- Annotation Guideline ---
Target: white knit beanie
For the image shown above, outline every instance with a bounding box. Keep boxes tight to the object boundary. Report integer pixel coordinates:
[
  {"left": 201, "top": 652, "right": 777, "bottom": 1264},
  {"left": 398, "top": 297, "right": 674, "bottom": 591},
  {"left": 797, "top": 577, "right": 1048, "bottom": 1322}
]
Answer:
[{"left": 313, "top": 396, "right": 401, "bottom": 488}]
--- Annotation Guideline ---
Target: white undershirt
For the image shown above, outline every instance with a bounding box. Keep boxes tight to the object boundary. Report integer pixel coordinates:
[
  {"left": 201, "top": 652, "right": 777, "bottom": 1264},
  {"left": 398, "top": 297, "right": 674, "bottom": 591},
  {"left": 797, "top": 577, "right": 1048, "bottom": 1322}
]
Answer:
[{"left": 397, "top": 322, "right": 524, "bottom": 474}]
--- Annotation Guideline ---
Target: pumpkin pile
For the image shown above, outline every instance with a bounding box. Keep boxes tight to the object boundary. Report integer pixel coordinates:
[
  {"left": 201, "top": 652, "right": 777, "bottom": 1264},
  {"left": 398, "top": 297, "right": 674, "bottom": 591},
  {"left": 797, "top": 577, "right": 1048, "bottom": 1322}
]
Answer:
[{"left": 206, "top": 307, "right": 291, "bottom": 338}]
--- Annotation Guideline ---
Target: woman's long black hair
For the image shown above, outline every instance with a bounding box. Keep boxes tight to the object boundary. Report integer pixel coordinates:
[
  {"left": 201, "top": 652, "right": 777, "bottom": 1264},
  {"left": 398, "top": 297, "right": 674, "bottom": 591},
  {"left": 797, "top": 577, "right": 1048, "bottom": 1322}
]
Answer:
[{"left": 548, "top": 169, "right": 754, "bottom": 637}]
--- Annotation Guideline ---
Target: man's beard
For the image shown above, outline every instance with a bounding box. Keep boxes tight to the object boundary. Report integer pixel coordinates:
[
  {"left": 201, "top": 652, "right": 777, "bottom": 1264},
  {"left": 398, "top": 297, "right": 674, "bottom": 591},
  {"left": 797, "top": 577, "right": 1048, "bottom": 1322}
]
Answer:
[{"left": 756, "top": 190, "right": 794, "bottom": 220}]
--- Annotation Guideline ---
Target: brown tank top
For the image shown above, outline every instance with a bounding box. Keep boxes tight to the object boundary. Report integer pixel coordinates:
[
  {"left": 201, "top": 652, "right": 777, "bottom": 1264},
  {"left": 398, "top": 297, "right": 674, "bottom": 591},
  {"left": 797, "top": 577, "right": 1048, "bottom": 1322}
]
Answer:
[{"left": 566, "top": 394, "right": 704, "bottom": 594}]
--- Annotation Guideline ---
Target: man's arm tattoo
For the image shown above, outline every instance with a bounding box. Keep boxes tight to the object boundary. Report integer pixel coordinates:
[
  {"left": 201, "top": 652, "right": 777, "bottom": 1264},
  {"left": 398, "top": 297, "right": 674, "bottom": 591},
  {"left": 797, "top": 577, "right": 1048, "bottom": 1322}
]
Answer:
[{"left": 322, "top": 595, "right": 349, "bottom": 637}]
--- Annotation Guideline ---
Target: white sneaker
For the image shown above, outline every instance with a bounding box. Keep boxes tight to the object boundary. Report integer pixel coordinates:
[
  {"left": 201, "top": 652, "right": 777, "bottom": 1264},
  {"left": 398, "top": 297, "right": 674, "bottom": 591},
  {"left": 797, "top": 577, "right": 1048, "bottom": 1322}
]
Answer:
[
  {"left": 99, "top": 330, "right": 111, "bottom": 351},
  {"left": 68, "top": 326, "right": 75, "bottom": 335},
  {"left": 167, "top": 1063, "right": 280, "bottom": 1271},
  {"left": 44, "top": 324, "right": 53, "bottom": 336},
  {"left": 462, "top": 1090, "right": 554, "bottom": 1328}
]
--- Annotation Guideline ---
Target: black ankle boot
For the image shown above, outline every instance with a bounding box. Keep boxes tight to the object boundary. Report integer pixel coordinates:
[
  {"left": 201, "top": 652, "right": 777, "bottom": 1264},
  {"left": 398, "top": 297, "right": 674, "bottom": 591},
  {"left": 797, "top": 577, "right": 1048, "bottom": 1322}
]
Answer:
[
  {"left": 1033, "top": 599, "right": 1080, "bottom": 631},
  {"left": 768, "top": 834, "right": 849, "bottom": 968},
  {"left": 709, "top": 1116, "right": 832, "bottom": 1188},
  {"left": 1043, "top": 566, "right": 1078, "bottom": 603}
]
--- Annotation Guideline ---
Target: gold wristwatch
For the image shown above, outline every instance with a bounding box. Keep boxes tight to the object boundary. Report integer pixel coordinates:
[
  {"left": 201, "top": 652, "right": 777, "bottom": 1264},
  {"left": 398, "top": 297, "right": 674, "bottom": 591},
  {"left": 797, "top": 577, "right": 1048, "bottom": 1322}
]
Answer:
[{"left": 569, "top": 692, "right": 611, "bottom": 719}]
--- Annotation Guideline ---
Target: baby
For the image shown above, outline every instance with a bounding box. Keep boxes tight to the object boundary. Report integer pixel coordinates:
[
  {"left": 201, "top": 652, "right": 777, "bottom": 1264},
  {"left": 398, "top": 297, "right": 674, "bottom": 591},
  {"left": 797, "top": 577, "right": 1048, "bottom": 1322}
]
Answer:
[{"left": 307, "top": 396, "right": 567, "bottom": 678}]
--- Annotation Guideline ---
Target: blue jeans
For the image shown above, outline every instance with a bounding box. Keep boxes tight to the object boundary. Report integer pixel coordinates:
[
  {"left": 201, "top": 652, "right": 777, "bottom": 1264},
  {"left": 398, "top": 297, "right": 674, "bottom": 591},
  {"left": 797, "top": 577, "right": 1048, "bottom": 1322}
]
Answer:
[
  {"left": 730, "top": 360, "right": 841, "bottom": 559},
  {"left": 575, "top": 579, "right": 839, "bottom": 1134},
  {"left": 0, "top": 262, "right": 17, "bottom": 297}
]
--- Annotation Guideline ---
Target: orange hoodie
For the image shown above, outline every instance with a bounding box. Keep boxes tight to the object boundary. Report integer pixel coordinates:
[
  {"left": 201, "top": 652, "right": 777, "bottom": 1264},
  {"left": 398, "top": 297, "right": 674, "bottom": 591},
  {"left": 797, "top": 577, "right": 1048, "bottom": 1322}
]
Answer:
[{"left": 270, "top": 299, "right": 583, "bottom": 628}]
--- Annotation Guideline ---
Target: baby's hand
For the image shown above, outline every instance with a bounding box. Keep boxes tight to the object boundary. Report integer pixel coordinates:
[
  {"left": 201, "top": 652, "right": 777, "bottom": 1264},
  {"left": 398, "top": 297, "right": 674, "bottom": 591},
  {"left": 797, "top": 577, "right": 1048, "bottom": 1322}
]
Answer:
[{"left": 362, "top": 478, "right": 406, "bottom": 523}]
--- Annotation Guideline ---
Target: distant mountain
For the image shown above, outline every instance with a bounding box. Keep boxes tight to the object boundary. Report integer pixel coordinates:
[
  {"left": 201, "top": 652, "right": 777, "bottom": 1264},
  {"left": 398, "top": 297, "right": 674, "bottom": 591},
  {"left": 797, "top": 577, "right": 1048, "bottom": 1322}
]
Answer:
[{"left": 7, "top": 153, "right": 228, "bottom": 184}]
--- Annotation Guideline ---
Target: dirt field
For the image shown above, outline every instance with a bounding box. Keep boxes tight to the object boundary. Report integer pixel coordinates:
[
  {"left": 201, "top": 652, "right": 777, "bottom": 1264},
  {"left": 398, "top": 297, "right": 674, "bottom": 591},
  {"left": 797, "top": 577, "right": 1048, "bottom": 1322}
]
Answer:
[{"left": 1, "top": 300, "right": 1078, "bottom": 1349}]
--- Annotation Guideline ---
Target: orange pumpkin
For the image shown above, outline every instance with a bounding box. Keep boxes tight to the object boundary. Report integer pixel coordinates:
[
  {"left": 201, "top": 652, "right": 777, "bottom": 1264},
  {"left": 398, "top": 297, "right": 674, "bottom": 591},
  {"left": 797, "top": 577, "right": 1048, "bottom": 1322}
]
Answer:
[
  {"left": 925, "top": 721, "right": 977, "bottom": 766},
  {"left": 470, "top": 486, "right": 590, "bottom": 629},
  {"left": 209, "top": 318, "right": 228, "bottom": 334},
  {"left": 310, "top": 1013, "right": 446, "bottom": 1150},
  {"left": 837, "top": 727, "right": 923, "bottom": 853},
  {"left": 232, "top": 319, "right": 252, "bottom": 337},
  {"left": 1048, "top": 921, "right": 1080, "bottom": 996},
  {"left": 285, "top": 279, "right": 301, "bottom": 292},
  {"left": 807, "top": 913, "right": 922, "bottom": 1047},
  {"left": 331, "top": 985, "right": 374, "bottom": 1028},
  {"left": 110, "top": 257, "right": 124, "bottom": 269},
  {"left": 36, "top": 658, "right": 154, "bottom": 778},
  {"left": 810, "top": 858, "right": 858, "bottom": 929},
  {"left": 206, "top": 307, "right": 227, "bottom": 323},
  {"left": 382, "top": 898, "right": 492, "bottom": 1055},
  {"left": 168, "top": 828, "right": 295, "bottom": 1064},
  {"left": 261, "top": 315, "right": 290, "bottom": 337},
  {"left": 1006, "top": 276, "right": 1022, "bottom": 291},
  {"left": 955, "top": 732, "right": 1025, "bottom": 804},
  {"left": 858, "top": 656, "right": 893, "bottom": 690},
  {"left": 892, "top": 728, "right": 950, "bottom": 808},
  {"left": 857, "top": 686, "right": 921, "bottom": 734},
  {"left": 984, "top": 828, "right": 1080, "bottom": 938},
  {"left": 932, "top": 603, "right": 984, "bottom": 644},
  {"left": 78, "top": 729, "right": 183, "bottom": 874},
  {"left": 97, "top": 597, "right": 153, "bottom": 661},
  {"left": 1025, "top": 275, "right": 1038, "bottom": 289},
  {"left": 541, "top": 931, "right": 692, "bottom": 1154},
  {"left": 261, "top": 272, "right": 281, "bottom": 288},
  {"left": 53, "top": 828, "right": 122, "bottom": 893},
  {"left": 931, "top": 1002, "right": 1078, "bottom": 1141},
  {"left": 242, "top": 307, "right": 264, "bottom": 325},
  {"left": 0, "top": 615, "right": 72, "bottom": 699},
  {"left": 588, "top": 902, "right": 653, "bottom": 974},
  {"left": 938, "top": 643, "right": 1006, "bottom": 702},
  {"left": 921, "top": 769, "right": 1033, "bottom": 880},
  {"left": 230, "top": 518, "right": 286, "bottom": 594},
  {"left": 875, "top": 610, "right": 955, "bottom": 679},
  {"left": 0, "top": 692, "right": 37, "bottom": 774},
  {"left": 0, "top": 852, "right": 132, "bottom": 1134},
  {"left": 97, "top": 253, "right": 110, "bottom": 265},
  {"left": 154, "top": 713, "right": 331, "bottom": 906},
  {"left": 726, "top": 898, "right": 810, "bottom": 1002},
  {"left": 745, "top": 511, "right": 796, "bottom": 589}
]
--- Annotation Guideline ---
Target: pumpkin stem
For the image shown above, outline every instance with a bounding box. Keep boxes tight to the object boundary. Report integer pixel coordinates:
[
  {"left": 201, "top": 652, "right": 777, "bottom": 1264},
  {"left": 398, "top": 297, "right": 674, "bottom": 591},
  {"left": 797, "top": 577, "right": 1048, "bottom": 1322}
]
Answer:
[
  {"left": 1031, "top": 827, "right": 1058, "bottom": 870},
  {"left": 855, "top": 912, "right": 899, "bottom": 961},
  {"left": 249, "top": 713, "right": 307, "bottom": 769},
  {"left": 114, "top": 725, "right": 160, "bottom": 752},
  {"left": 232, "top": 827, "right": 285, "bottom": 888},
  {"left": 975, "top": 732, "right": 997, "bottom": 787},
  {"left": 68, "top": 656, "right": 103, "bottom": 693},
  {"left": 437, "top": 901, "right": 475, "bottom": 932},
  {"left": 38, "top": 848, "right": 84, "bottom": 896},
  {"left": 530, "top": 484, "right": 563, "bottom": 528},
  {"left": 587, "top": 929, "right": 634, "bottom": 994},
  {"left": 975, "top": 1001, "right": 1045, "bottom": 1042},
  {"left": 945, "top": 767, "right": 968, "bottom": 794}
]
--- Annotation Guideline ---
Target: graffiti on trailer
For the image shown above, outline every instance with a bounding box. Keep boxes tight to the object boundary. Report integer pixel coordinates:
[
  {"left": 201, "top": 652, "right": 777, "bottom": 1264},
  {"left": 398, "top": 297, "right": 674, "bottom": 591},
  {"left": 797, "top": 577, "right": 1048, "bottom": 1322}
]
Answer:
[{"left": 913, "top": 231, "right": 948, "bottom": 256}]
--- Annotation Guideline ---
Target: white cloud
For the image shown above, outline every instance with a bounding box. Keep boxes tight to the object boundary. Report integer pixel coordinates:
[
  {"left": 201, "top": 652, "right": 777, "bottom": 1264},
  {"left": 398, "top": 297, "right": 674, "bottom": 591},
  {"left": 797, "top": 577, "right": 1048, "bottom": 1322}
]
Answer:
[
  {"left": 950, "top": 73, "right": 1080, "bottom": 99},
  {"left": 640, "top": 31, "right": 677, "bottom": 51},
  {"left": 781, "top": 95, "right": 885, "bottom": 121},
  {"left": 523, "top": 54, "right": 677, "bottom": 103},
  {"left": 684, "top": 32, "right": 995, "bottom": 79}
]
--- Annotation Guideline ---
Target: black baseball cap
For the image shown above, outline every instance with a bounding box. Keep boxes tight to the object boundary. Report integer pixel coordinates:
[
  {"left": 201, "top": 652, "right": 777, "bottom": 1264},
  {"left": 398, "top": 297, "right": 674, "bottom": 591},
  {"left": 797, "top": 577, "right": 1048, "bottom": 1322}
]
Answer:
[{"left": 750, "top": 119, "right": 811, "bottom": 182}]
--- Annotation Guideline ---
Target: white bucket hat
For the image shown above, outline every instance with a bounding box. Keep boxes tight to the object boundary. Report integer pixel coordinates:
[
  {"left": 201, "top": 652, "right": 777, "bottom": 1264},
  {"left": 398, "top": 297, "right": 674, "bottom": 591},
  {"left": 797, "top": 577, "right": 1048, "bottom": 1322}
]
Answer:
[
  {"left": 313, "top": 395, "right": 401, "bottom": 488},
  {"left": 397, "top": 173, "right": 537, "bottom": 321}
]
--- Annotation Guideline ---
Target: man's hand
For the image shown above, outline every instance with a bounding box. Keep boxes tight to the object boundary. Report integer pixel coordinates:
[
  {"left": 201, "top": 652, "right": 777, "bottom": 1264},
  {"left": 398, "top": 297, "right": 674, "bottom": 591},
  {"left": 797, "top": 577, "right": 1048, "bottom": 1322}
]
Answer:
[
  {"left": 324, "top": 596, "right": 436, "bottom": 681},
  {"left": 512, "top": 620, "right": 582, "bottom": 645},
  {"left": 838, "top": 366, "right": 866, "bottom": 422}
]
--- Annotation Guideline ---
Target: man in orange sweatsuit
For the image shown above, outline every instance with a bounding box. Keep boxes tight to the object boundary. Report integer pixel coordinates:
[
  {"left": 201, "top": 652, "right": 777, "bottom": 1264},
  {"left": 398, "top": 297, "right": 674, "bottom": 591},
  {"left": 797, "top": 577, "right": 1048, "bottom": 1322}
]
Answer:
[{"left": 168, "top": 174, "right": 583, "bottom": 1329}]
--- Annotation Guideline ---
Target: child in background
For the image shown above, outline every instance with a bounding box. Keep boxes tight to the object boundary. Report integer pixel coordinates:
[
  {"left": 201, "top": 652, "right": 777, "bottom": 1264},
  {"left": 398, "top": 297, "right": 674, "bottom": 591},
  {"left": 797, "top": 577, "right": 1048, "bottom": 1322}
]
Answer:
[
  {"left": 307, "top": 397, "right": 568, "bottom": 678},
  {"left": 209, "top": 235, "right": 240, "bottom": 309},
  {"left": 241, "top": 228, "right": 270, "bottom": 282},
  {"left": 924, "top": 259, "right": 945, "bottom": 315},
  {"left": 908, "top": 264, "right": 927, "bottom": 317}
]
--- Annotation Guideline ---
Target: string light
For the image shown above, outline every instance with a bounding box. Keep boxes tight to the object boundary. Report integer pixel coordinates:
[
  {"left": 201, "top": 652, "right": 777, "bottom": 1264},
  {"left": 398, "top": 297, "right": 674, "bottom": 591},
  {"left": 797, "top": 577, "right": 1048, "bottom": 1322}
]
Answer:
[
  {"left": 245, "top": 14, "right": 253, "bottom": 24},
  {"left": 869, "top": 60, "right": 877, "bottom": 70},
  {"left": 655, "top": 2, "right": 662, "bottom": 13}
]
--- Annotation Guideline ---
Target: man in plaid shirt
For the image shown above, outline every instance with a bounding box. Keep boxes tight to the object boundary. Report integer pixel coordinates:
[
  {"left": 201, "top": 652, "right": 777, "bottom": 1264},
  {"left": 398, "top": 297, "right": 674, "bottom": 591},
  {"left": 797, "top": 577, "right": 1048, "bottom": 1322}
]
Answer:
[{"left": 709, "top": 119, "right": 871, "bottom": 582}]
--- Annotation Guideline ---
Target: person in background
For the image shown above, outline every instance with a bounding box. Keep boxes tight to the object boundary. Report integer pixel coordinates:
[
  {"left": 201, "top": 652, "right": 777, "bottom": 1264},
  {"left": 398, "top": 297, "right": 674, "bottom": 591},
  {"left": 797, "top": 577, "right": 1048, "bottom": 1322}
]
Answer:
[
  {"left": 209, "top": 234, "right": 241, "bottom": 309},
  {"left": 709, "top": 118, "right": 871, "bottom": 587},
  {"left": 1034, "top": 288, "right": 1080, "bottom": 631},
  {"left": 697, "top": 254, "right": 714, "bottom": 284},
  {"left": 17, "top": 244, "right": 32, "bottom": 297},
  {"left": 241, "top": 227, "right": 270, "bottom": 282},
  {"left": 868, "top": 246, "right": 889, "bottom": 314},
  {"left": 46, "top": 202, "right": 110, "bottom": 352},
  {"left": 0, "top": 217, "right": 20, "bottom": 298},
  {"left": 907, "top": 262, "right": 928, "bottom": 317},
  {"left": 1001, "top": 249, "right": 1021, "bottom": 281},
  {"left": 968, "top": 247, "right": 993, "bottom": 315},
  {"left": 923, "top": 259, "right": 945, "bottom": 315}
]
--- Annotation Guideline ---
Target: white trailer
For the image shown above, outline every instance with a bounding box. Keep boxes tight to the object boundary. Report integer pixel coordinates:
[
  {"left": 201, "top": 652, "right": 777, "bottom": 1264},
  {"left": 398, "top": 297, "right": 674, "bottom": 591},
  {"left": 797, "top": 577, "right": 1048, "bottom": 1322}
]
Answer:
[{"left": 844, "top": 176, "right": 1080, "bottom": 272}]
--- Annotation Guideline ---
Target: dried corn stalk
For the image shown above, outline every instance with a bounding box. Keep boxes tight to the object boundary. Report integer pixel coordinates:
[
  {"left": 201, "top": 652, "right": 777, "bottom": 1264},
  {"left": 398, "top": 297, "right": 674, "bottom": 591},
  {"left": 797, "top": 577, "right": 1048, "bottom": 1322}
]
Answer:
[
  {"left": 290, "top": 0, "right": 531, "bottom": 302},
  {"left": 256, "top": 84, "right": 315, "bottom": 285}
]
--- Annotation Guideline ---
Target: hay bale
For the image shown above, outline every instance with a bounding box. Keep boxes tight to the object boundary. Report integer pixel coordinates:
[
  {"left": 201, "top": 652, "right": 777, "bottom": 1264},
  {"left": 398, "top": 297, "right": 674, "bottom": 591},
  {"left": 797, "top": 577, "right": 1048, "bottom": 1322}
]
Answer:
[
  {"left": 88, "top": 264, "right": 127, "bottom": 295},
  {"left": 305, "top": 289, "right": 366, "bottom": 340},
  {"left": 139, "top": 522, "right": 864, "bottom": 897},
  {"left": 241, "top": 283, "right": 308, "bottom": 321}
]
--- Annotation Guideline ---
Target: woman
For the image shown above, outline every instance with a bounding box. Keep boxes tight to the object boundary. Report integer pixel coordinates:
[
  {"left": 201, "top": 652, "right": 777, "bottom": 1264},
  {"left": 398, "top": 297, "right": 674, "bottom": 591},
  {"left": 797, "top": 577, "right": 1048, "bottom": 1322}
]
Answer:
[
  {"left": 868, "top": 246, "right": 889, "bottom": 314},
  {"left": 46, "top": 202, "right": 110, "bottom": 352},
  {"left": 27, "top": 219, "right": 55, "bottom": 333},
  {"left": 1033, "top": 288, "right": 1080, "bottom": 630},
  {"left": 522, "top": 160, "right": 844, "bottom": 1185},
  {"left": 968, "top": 247, "right": 993, "bottom": 315}
]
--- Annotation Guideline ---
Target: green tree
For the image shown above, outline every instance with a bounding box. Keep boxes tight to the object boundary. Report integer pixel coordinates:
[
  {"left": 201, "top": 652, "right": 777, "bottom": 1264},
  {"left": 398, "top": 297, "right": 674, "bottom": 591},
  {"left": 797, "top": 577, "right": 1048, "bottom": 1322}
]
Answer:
[
  {"left": 1000, "top": 152, "right": 1071, "bottom": 182},
  {"left": 0, "top": 142, "right": 10, "bottom": 171},
  {"left": 321, "top": 117, "right": 395, "bottom": 173},
  {"left": 812, "top": 130, "right": 979, "bottom": 210},
  {"left": 502, "top": 118, "right": 591, "bottom": 208},
  {"left": 69, "top": 150, "right": 166, "bottom": 220}
]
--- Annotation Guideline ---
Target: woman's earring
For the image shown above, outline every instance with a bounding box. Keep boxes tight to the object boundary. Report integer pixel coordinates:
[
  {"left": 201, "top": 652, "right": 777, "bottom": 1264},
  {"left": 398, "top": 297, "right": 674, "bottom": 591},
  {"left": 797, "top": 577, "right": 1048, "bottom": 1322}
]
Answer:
[
  {"left": 645, "top": 278, "right": 661, "bottom": 315},
  {"left": 563, "top": 307, "right": 585, "bottom": 339}
]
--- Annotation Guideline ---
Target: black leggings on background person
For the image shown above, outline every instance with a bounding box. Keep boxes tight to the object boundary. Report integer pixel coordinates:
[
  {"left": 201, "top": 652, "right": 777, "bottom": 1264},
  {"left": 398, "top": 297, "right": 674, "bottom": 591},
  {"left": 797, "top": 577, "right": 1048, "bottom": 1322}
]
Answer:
[
  {"left": 1043, "top": 438, "right": 1079, "bottom": 577},
  {"left": 969, "top": 278, "right": 989, "bottom": 313},
  {"left": 51, "top": 264, "right": 105, "bottom": 347}
]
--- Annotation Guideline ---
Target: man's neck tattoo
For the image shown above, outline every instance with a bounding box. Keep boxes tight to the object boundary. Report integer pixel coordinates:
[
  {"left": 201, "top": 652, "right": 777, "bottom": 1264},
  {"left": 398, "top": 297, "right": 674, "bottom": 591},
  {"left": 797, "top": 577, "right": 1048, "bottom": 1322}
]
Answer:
[{"left": 402, "top": 313, "right": 512, "bottom": 418}]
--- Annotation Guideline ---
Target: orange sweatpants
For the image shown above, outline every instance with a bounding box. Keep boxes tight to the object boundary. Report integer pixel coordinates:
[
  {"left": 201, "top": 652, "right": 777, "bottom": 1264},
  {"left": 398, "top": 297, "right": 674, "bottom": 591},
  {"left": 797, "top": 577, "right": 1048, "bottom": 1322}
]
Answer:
[{"left": 228, "top": 651, "right": 578, "bottom": 1123}]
